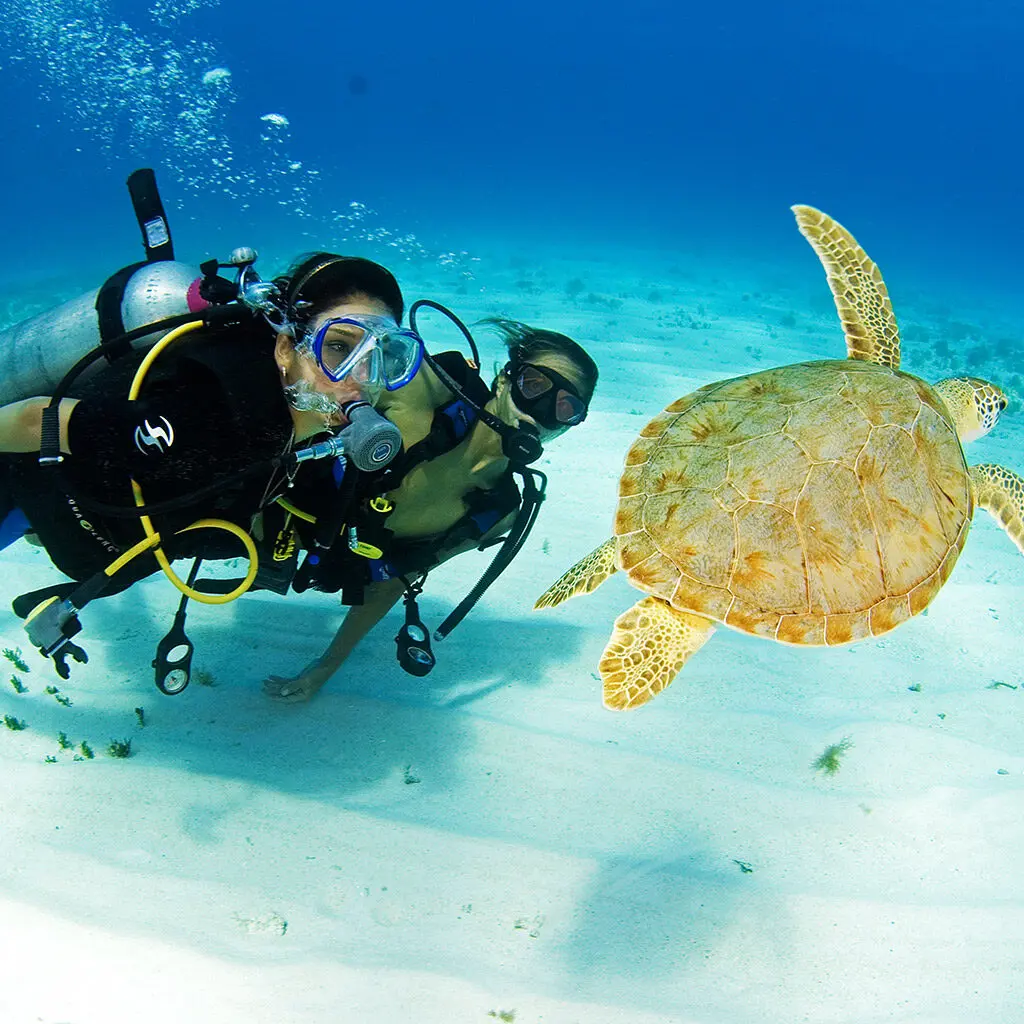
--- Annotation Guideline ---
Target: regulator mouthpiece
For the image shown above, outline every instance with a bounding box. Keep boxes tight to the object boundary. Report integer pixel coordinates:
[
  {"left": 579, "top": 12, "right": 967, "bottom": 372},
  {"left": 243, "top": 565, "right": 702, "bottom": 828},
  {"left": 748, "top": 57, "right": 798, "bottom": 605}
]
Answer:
[
  {"left": 338, "top": 401, "right": 402, "bottom": 471},
  {"left": 290, "top": 403, "right": 401, "bottom": 472}
]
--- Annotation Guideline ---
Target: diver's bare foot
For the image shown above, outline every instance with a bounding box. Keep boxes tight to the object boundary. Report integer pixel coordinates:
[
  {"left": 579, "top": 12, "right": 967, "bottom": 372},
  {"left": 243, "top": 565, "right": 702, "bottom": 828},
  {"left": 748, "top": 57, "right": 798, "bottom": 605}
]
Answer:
[{"left": 263, "top": 665, "right": 329, "bottom": 703}]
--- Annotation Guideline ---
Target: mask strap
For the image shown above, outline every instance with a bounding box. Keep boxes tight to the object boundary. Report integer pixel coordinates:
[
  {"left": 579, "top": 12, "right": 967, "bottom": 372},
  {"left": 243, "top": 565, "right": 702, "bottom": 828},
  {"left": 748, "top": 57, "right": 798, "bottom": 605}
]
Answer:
[{"left": 409, "top": 300, "right": 543, "bottom": 465}]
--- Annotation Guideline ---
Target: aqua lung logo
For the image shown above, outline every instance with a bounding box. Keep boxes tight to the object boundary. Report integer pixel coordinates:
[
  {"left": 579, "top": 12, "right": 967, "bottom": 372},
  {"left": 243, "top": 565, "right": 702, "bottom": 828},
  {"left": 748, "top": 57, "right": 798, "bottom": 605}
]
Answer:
[
  {"left": 65, "top": 497, "right": 120, "bottom": 555},
  {"left": 134, "top": 416, "right": 175, "bottom": 455},
  {"left": 370, "top": 441, "right": 395, "bottom": 465}
]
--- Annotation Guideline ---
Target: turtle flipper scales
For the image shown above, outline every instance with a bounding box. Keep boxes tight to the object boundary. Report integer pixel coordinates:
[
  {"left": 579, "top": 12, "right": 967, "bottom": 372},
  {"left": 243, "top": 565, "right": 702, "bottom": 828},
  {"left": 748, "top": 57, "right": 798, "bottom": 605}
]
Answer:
[
  {"left": 600, "top": 597, "right": 716, "bottom": 710},
  {"left": 971, "top": 463, "right": 1024, "bottom": 554},
  {"left": 535, "top": 537, "right": 619, "bottom": 609},
  {"left": 792, "top": 204, "right": 902, "bottom": 370}
]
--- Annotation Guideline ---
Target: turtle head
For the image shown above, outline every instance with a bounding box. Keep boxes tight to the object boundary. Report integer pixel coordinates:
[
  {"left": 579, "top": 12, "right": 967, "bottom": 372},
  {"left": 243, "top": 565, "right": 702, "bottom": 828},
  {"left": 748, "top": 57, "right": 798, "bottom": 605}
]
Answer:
[{"left": 934, "top": 376, "right": 1008, "bottom": 442}]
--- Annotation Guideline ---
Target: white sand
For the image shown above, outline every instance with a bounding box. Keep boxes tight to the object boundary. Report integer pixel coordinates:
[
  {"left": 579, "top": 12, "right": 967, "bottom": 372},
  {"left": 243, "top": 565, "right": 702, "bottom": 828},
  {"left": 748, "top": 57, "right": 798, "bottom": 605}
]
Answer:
[{"left": 2, "top": 240, "right": 1023, "bottom": 1023}]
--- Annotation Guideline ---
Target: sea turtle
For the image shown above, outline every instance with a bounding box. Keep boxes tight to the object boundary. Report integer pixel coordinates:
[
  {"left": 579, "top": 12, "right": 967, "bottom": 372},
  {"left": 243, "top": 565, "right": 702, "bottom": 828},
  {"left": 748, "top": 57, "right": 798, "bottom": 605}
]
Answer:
[{"left": 536, "top": 205, "right": 1024, "bottom": 710}]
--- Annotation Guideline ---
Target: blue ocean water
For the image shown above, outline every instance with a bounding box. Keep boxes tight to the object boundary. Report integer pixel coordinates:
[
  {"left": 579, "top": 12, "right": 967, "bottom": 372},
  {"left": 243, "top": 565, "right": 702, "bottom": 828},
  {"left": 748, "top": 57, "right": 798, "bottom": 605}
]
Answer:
[
  {"left": 1, "top": 0, "right": 1022, "bottom": 291},
  {"left": 3, "top": 4, "right": 1024, "bottom": 1020}
]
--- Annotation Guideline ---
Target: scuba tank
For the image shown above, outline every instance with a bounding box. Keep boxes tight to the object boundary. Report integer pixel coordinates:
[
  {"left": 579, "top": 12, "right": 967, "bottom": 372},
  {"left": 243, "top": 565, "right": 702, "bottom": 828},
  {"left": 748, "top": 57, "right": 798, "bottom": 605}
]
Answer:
[
  {"left": 0, "top": 168, "right": 206, "bottom": 406},
  {"left": 0, "top": 260, "right": 206, "bottom": 405}
]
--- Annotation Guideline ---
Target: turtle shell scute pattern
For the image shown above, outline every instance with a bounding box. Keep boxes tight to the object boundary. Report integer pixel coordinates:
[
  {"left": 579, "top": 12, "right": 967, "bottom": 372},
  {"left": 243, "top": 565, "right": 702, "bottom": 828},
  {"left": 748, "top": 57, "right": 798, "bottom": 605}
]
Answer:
[{"left": 615, "top": 360, "right": 971, "bottom": 644}]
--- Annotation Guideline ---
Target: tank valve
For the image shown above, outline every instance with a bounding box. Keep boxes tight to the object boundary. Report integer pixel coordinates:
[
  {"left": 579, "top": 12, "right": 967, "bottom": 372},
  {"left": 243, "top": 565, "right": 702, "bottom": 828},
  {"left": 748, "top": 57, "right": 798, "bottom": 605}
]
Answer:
[{"left": 227, "top": 246, "right": 258, "bottom": 267}]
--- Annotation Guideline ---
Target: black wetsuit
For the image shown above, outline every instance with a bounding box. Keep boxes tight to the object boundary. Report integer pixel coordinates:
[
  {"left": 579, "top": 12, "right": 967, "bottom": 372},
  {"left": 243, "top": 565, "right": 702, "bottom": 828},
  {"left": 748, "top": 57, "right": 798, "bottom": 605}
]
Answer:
[
  {"left": 2, "top": 342, "right": 525, "bottom": 610},
  {"left": 1, "top": 324, "right": 293, "bottom": 592}
]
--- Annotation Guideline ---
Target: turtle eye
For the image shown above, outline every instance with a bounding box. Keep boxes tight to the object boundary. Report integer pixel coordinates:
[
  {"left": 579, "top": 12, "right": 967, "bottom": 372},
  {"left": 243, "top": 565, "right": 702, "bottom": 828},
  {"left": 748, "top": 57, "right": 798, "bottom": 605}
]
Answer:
[{"left": 999, "top": 397, "right": 1008, "bottom": 410}]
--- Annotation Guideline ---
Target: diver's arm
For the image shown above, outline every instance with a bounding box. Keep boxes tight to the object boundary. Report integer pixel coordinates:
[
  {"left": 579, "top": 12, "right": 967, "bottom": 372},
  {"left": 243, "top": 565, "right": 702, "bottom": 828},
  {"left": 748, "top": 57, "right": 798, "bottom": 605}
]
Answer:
[
  {"left": 263, "top": 575, "right": 408, "bottom": 702},
  {"left": 262, "top": 512, "right": 518, "bottom": 703},
  {"left": 0, "top": 397, "right": 77, "bottom": 453}
]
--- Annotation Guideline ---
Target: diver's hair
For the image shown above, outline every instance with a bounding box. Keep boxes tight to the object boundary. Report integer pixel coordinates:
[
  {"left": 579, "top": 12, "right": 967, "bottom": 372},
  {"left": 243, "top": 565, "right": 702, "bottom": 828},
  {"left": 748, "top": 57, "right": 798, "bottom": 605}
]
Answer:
[
  {"left": 484, "top": 318, "right": 599, "bottom": 402},
  {"left": 273, "top": 251, "right": 404, "bottom": 331}
]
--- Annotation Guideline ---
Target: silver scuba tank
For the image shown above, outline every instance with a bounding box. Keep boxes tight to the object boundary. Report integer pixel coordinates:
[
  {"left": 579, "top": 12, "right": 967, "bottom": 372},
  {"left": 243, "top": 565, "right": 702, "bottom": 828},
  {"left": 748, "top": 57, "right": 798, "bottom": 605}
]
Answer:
[{"left": 0, "top": 260, "right": 204, "bottom": 406}]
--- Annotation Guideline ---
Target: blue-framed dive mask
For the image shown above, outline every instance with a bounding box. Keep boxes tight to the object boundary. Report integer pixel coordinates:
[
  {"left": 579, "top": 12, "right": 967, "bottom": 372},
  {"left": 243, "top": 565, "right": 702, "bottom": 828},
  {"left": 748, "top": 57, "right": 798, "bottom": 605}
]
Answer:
[{"left": 299, "top": 314, "right": 424, "bottom": 392}]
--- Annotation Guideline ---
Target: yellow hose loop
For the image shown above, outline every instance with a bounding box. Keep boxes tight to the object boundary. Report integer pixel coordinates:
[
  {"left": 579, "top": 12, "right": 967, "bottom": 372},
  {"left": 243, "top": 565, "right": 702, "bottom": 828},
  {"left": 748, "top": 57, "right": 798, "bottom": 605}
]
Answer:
[
  {"left": 170, "top": 518, "right": 260, "bottom": 604},
  {"left": 127, "top": 319, "right": 205, "bottom": 401},
  {"left": 121, "top": 486, "right": 259, "bottom": 605},
  {"left": 126, "top": 319, "right": 205, "bottom": 593},
  {"left": 123, "top": 319, "right": 258, "bottom": 604}
]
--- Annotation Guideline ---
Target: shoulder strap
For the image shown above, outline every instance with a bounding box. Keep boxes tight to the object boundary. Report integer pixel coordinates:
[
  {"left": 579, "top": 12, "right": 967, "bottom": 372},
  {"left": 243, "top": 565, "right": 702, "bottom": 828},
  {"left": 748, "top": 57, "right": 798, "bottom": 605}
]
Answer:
[
  {"left": 94, "top": 262, "right": 149, "bottom": 361},
  {"left": 381, "top": 350, "right": 491, "bottom": 486}
]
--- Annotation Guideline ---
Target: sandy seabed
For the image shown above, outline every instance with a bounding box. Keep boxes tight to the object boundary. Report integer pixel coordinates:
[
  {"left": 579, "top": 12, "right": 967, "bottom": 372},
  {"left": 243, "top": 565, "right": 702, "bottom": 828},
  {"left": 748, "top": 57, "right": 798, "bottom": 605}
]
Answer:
[{"left": 2, "top": 234, "right": 1023, "bottom": 1024}]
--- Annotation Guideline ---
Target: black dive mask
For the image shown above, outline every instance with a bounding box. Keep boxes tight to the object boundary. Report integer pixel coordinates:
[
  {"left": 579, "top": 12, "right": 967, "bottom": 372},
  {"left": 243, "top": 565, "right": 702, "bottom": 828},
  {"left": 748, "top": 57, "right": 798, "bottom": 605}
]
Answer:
[{"left": 509, "top": 362, "right": 588, "bottom": 431}]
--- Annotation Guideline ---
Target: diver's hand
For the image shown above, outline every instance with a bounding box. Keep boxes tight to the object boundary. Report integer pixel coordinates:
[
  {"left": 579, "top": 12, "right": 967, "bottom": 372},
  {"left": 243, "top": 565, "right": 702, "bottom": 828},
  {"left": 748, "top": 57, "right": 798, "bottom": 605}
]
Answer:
[{"left": 262, "top": 662, "right": 331, "bottom": 703}]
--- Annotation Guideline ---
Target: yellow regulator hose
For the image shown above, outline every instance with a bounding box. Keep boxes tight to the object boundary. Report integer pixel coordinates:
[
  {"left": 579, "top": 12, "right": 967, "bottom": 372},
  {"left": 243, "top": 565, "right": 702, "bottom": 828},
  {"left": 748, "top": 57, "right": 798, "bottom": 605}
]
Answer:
[{"left": 125, "top": 319, "right": 260, "bottom": 604}]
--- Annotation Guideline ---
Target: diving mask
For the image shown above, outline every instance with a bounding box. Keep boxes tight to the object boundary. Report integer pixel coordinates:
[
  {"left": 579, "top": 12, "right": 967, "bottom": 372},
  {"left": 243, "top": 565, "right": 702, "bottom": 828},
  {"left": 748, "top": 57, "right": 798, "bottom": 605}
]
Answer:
[
  {"left": 510, "top": 363, "right": 587, "bottom": 430},
  {"left": 298, "top": 314, "right": 424, "bottom": 392}
]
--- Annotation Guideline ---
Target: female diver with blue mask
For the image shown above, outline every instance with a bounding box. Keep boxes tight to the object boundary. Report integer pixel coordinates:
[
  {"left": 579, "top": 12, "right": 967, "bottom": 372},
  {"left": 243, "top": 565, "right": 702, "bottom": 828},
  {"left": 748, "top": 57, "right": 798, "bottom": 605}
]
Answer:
[{"left": 0, "top": 251, "right": 418, "bottom": 679}]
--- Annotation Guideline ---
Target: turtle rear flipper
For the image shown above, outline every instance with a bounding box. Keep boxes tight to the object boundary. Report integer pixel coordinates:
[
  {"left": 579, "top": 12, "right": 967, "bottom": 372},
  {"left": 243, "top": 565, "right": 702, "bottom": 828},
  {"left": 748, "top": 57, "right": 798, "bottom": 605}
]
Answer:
[
  {"left": 600, "top": 597, "right": 716, "bottom": 710},
  {"left": 535, "top": 537, "right": 618, "bottom": 609},
  {"left": 971, "top": 464, "right": 1024, "bottom": 554}
]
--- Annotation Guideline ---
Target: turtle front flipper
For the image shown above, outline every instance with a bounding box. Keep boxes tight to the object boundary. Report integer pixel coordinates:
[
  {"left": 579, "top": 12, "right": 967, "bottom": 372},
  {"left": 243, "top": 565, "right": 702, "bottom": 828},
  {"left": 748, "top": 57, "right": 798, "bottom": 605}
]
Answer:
[
  {"left": 792, "top": 204, "right": 902, "bottom": 370},
  {"left": 535, "top": 537, "right": 618, "bottom": 609},
  {"left": 970, "top": 463, "right": 1024, "bottom": 555},
  {"left": 600, "top": 597, "right": 716, "bottom": 710}
]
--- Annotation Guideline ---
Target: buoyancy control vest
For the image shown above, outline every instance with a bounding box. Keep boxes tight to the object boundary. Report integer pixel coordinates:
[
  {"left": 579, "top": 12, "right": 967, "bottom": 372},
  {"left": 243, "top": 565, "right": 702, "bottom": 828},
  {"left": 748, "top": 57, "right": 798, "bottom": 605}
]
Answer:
[{"left": 227, "top": 350, "right": 523, "bottom": 604}]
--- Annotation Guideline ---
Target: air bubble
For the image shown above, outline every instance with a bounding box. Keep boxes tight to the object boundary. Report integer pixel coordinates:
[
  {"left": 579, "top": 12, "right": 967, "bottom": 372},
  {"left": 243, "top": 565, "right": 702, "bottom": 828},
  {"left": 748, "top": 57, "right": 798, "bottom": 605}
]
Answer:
[
  {"left": 1, "top": 0, "right": 478, "bottom": 271},
  {"left": 201, "top": 66, "right": 231, "bottom": 86}
]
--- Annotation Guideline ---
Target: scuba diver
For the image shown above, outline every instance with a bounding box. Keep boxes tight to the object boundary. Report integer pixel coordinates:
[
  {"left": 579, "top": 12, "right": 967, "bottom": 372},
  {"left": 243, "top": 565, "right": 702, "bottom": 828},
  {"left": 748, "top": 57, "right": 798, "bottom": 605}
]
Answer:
[
  {"left": 0, "top": 169, "right": 599, "bottom": 696},
  {"left": 262, "top": 316, "right": 599, "bottom": 703},
  {"left": 0, "top": 170, "right": 418, "bottom": 685}
]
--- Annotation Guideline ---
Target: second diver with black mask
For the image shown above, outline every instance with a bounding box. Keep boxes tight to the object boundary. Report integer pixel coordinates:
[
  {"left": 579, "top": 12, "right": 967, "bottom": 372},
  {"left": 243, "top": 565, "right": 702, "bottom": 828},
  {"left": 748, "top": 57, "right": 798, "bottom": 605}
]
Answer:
[{"left": 263, "top": 317, "right": 598, "bottom": 702}]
